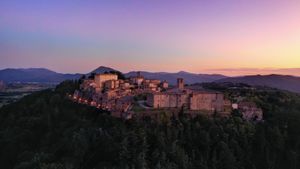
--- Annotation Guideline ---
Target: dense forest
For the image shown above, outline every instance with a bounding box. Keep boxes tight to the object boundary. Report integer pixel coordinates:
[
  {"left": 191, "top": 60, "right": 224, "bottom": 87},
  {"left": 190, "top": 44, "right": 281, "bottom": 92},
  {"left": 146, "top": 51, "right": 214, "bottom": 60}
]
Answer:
[{"left": 0, "top": 81, "right": 299, "bottom": 169}]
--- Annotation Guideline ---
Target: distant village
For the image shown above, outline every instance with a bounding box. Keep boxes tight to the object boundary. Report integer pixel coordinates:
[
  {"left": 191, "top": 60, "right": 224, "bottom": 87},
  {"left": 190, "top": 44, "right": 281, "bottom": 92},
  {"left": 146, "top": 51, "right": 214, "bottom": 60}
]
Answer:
[{"left": 72, "top": 72, "right": 263, "bottom": 121}]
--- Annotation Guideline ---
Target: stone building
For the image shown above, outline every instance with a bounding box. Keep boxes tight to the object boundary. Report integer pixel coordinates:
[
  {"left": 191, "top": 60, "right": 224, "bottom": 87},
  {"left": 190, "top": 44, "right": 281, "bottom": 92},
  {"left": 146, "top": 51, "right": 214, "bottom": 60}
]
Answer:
[
  {"left": 177, "top": 78, "right": 184, "bottom": 90},
  {"left": 74, "top": 73, "right": 230, "bottom": 119},
  {"left": 147, "top": 78, "right": 225, "bottom": 112},
  {"left": 160, "top": 81, "right": 169, "bottom": 89},
  {"left": 130, "top": 72, "right": 144, "bottom": 87},
  {"left": 94, "top": 74, "right": 118, "bottom": 91},
  {"left": 147, "top": 91, "right": 189, "bottom": 108},
  {"left": 104, "top": 80, "right": 120, "bottom": 90},
  {"left": 120, "top": 82, "right": 131, "bottom": 90},
  {"left": 147, "top": 90, "right": 225, "bottom": 112},
  {"left": 103, "top": 90, "right": 118, "bottom": 100},
  {"left": 189, "top": 92, "right": 224, "bottom": 112}
]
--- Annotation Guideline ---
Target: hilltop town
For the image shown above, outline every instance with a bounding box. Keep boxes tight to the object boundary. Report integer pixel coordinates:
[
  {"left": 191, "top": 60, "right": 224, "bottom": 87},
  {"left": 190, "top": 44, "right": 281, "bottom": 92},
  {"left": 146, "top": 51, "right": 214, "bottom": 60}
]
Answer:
[{"left": 72, "top": 72, "right": 263, "bottom": 121}]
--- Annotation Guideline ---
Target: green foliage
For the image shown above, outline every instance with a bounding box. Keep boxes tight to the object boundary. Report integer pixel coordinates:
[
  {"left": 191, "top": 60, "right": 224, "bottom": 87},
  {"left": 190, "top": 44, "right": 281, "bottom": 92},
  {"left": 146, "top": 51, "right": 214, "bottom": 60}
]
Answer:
[
  {"left": 55, "top": 80, "right": 80, "bottom": 95},
  {"left": 0, "top": 81, "right": 300, "bottom": 169}
]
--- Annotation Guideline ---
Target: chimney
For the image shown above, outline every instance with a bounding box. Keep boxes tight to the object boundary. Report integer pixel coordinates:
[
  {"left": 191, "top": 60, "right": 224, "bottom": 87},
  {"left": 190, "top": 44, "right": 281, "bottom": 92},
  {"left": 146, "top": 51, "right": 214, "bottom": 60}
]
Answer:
[{"left": 177, "top": 78, "right": 184, "bottom": 89}]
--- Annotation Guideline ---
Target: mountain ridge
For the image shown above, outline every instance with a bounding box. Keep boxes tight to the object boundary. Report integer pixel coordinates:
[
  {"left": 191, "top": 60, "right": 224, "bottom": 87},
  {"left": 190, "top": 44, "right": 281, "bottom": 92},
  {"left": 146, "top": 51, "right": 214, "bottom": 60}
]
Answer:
[
  {"left": 216, "top": 74, "right": 300, "bottom": 93},
  {"left": 0, "top": 68, "right": 82, "bottom": 83},
  {"left": 89, "top": 66, "right": 117, "bottom": 74},
  {"left": 125, "top": 71, "right": 227, "bottom": 85},
  {"left": 1, "top": 67, "right": 300, "bottom": 93},
  {"left": 0, "top": 67, "right": 228, "bottom": 84}
]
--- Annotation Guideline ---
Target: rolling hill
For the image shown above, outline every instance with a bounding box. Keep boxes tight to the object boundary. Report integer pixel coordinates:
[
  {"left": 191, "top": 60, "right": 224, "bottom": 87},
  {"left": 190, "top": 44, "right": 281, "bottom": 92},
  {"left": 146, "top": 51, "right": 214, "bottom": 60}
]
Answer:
[{"left": 216, "top": 74, "right": 300, "bottom": 93}]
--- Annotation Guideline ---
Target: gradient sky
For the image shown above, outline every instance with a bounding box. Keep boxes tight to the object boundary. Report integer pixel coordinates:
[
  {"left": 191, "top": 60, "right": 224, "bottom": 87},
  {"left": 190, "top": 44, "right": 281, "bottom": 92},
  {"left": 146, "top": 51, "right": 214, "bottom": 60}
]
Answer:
[{"left": 0, "top": 0, "right": 300, "bottom": 76}]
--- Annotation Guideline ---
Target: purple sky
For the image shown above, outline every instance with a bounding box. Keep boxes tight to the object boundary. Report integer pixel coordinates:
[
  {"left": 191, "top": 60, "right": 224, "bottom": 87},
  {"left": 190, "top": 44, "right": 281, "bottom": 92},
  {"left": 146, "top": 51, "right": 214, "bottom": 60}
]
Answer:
[{"left": 1, "top": 0, "right": 300, "bottom": 76}]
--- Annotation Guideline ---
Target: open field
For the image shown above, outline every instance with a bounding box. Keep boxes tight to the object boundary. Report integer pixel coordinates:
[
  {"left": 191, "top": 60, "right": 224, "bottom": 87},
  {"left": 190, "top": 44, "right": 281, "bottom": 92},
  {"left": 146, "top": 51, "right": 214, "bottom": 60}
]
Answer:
[{"left": 0, "top": 83, "right": 56, "bottom": 107}]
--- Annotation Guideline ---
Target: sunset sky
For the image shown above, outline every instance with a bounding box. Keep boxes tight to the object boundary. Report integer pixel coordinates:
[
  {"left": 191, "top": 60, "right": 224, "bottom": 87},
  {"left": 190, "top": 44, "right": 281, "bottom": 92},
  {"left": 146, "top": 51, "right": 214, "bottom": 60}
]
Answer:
[{"left": 0, "top": 0, "right": 300, "bottom": 76}]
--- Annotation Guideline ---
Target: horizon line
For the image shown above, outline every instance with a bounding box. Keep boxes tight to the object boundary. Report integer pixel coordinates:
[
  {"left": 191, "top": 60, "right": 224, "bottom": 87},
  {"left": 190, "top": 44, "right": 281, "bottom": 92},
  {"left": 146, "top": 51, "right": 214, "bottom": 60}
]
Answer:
[{"left": 0, "top": 66, "right": 300, "bottom": 77}]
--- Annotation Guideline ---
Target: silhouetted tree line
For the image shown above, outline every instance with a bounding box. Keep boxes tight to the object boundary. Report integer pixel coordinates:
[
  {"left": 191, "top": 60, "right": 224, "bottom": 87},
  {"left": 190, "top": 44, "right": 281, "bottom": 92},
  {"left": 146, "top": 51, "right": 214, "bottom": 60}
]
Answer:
[{"left": 0, "top": 81, "right": 299, "bottom": 169}]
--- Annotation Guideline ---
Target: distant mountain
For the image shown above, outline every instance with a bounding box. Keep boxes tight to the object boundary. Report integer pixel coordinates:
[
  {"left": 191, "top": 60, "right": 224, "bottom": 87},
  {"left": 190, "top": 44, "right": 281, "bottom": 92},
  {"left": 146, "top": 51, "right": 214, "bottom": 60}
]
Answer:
[
  {"left": 216, "top": 74, "right": 300, "bottom": 93},
  {"left": 125, "top": 71, "right": 227, "bottom": 85},
  {"left": 89, "top": 66, "right": 117, "bottom": 74},
  {"left": 0, "top": 68, "right": 82, "bottom": 83}
]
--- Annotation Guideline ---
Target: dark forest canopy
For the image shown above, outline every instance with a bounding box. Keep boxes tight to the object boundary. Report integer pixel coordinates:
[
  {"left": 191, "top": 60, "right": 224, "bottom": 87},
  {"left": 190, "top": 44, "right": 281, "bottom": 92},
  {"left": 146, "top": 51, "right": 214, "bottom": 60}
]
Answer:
[{"left": 0, "top": 81, "right": 299, "bottom": 169}]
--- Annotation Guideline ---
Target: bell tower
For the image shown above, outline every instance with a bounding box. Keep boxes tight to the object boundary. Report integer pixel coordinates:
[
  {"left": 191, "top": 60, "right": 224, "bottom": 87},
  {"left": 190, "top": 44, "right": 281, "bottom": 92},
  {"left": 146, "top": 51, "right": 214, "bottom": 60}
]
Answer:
[{"left": 177, "top": 78, "right": 184, "bottom": 90}]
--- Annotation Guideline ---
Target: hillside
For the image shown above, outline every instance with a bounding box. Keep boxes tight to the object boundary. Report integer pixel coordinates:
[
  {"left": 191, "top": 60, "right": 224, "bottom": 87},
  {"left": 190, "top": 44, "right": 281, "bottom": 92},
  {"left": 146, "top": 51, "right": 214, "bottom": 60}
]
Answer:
[
  {"left": 126, "top": 71, "right": 227, "bottom": 85},
  {"left": 0, "top": 81, "right": 299, "bottom": 169},
  {"left": 0, "top": 68, "right": 82, "bottom": 83},
  {"left": 217, "top": 74, "right": 300, "bottom": 93}
]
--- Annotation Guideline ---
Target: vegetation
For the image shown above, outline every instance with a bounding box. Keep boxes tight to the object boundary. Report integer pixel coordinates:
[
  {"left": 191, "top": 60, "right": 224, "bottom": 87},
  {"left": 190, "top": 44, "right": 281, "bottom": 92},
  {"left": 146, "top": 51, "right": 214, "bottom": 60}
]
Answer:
[{"left": 0, "top": 81, "right": 299, "bottom": 169}]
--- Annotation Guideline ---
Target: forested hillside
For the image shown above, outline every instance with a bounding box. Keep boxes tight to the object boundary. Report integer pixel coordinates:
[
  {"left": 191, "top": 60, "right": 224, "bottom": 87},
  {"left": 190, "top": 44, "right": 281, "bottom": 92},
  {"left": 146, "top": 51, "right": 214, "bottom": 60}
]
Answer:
[{"left": 0, "top": 81, "right": 299, "bottom": 169}]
